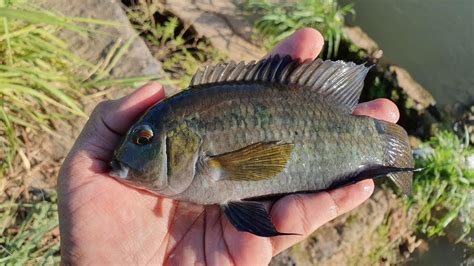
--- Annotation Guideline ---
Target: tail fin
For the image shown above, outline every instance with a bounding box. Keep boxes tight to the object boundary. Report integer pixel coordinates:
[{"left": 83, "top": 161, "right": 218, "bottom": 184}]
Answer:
[{"left": 378, "top": 120, "right": 415, "bottom": 196}]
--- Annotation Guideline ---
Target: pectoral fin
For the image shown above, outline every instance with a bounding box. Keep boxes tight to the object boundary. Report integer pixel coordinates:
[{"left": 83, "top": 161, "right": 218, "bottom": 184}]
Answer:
[
  {"left": 207, "top": 141, "right": 294, "bottom": 181},
  {"left": 221, "top": 201, "right": 297, "bottom": 237}
]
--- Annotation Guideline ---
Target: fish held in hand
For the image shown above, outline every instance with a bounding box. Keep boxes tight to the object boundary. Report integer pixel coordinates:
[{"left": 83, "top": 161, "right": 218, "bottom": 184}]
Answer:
[{"left": 109, "top": 55, "right": 416, "bottom": 237}]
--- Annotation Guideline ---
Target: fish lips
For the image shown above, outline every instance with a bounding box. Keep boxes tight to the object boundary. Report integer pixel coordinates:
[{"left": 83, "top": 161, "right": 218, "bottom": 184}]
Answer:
[
  {"left": 109, "top": 159, "right": 168, "bottom": 194},
  {"left": 110, "top": 159, "right": 130, "bottom": 180}
]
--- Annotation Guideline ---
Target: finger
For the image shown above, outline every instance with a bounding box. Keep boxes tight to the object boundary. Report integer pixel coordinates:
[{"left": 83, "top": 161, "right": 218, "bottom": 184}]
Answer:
[
  {"left": 268, "top": 27, "right": 324, "bottom": 60},
  {"left": 353, "top": 98, "right": 400, "bottom": 123},
  {"left": 269, "top": 179, "right": 374, "bottom": 255},
  {"left": 103, "top": 81, "right": 165, "bottom": 134}
]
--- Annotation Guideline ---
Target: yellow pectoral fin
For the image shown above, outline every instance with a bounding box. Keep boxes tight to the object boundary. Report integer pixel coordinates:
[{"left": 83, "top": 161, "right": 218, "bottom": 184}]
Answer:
[{"left": 207, "top": 141, "right": 294, "bottom": 181}]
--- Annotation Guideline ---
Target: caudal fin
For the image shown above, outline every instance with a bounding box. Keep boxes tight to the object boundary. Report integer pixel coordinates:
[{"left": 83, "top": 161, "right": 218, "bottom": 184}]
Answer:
[{"left": 378, "top": 120, "right": 415, "bottom": 196}]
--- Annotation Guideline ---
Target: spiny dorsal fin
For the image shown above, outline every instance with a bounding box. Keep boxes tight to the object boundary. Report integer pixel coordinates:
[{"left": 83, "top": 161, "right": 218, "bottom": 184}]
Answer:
[
  {"left": 207, "top": 141, "right": 294, "bottom": 181},
  {"left": 190, "top": 55, "right": 371, "bottom": 111}
]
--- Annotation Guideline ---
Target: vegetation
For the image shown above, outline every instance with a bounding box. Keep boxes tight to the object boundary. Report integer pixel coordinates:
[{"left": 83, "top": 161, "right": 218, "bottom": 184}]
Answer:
[
  {"left": 411, "top": 130, "right": 473, "bottom": 243},
  {"left": 0, "top": 1, "right": 155, "bottom": 177},
  {"left": 242, "top": 0, "right": 474, "bottom": 245},
  {"left": 1, "top": 0, "right": 223, "bottom": 262},
  {"left": 0, "top": 191, "right": 59, "bottom": 264},
  {"left": 243, "top": 0, "right": 354, "bottom": 58},
  {"left": 123, "top": 0, "right": 225, "bottom": 88},
  {"left": 1, "top": 0, "right": 472, "bottom": 263},
  {"left": 0, "top": 0, "right": 156, "bottom": 262}
]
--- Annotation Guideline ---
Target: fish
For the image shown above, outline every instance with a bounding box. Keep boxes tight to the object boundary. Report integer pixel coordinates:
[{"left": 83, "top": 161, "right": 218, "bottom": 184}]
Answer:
[{"left": 109, "top": 55, "right": 416, "bottom": 237}]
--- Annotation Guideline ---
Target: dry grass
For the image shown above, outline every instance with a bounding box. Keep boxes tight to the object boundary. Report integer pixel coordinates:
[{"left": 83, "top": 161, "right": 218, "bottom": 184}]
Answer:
[{"left": 0, "top": 1, "right": 157, "bottom": 262}]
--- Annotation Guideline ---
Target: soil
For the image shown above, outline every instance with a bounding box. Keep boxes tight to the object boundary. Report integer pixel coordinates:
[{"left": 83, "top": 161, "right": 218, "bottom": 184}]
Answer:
[
  {"left": 8, "top": 0, "right": 445, "bottom": 264},
  {"left": 270, "top": 188, "right": 419, "bottom": 266},
  {"left": 7, "top": 0, "right": 175, "bottom": 198}
]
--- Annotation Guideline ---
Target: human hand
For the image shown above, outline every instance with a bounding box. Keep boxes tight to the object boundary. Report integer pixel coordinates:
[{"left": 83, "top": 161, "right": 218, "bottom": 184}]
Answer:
[{"left": 57, "top": 28, "right": 400, "bottom": 265}]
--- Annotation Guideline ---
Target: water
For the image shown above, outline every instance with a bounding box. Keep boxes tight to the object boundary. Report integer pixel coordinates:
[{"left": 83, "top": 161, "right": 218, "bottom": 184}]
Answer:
[
  {"left": 406, "top": 236, "right": 472, "bottom": 266},
  {"left": 336, "top": 1, "right": 474, "bottom": 264},
  {"left": 339, "top": 0, "right": 474, "bottom": 109}
]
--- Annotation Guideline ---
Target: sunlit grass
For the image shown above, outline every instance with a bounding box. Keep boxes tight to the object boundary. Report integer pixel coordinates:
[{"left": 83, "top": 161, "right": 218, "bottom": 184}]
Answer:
[
  {"left": 0, "top": 1, "right": 160, "bottom": 262},
  {"left": 0, "top": 2, "right": 158, "bottom": 177},
  {"left": 242, "top": 0, "right": 353, "bottom": 58},
  {"left": 123, "top": 0, "right": 225, "bottom": 88},
  {"left": 411, "top": 129, "right": 473, "bottom": 243},
  {"left": 0, "top": 191, "right": 59, "bottom": 264}
]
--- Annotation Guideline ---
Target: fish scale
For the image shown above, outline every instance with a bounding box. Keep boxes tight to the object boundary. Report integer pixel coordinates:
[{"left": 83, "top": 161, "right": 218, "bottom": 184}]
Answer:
[
  {"left": 167, "top": 83, "right": 385, "bottom": 204},
  {"left": 110, "top": 55, "right": 415, "bottom": 237}
]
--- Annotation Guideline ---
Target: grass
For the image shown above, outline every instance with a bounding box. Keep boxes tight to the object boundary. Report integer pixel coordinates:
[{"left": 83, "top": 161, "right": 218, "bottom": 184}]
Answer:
[
  {"left": 1, "top": 0, "right": 222, "bottom": 262},
  {"left": 410, "top": 129, "right": 473, "bottom": 243},
  {"left": 0, "top": 1, "right": 157, "bottom": 177},
  {"left": 241, "top": 0, "right": 473, "bottom": 252},
  {"left": 123, "top": 0, "right": 225, "bottom": 88},
  {"left": 1, "top": 0, "right": 472, "bottom": 263},
  {"left": 242, "top": 0, "right": 354, "bottom": 58},
  {"left": 0, "top": 191, "right": 59, "bottom": 264},
  {"left": 0, "top": 0, "right": 161, "bottom": 262}
]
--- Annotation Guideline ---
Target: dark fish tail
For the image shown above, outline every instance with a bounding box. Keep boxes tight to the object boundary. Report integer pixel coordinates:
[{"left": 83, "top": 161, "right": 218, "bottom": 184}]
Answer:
[{"left": 376, "top": 120, "right": 415, "bottom": 196}]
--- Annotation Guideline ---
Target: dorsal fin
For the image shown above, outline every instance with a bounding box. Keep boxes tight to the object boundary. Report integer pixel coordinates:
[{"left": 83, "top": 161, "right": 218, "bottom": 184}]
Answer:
[{"left": 190, "top": 55, "right": 371, "bottom": 111}]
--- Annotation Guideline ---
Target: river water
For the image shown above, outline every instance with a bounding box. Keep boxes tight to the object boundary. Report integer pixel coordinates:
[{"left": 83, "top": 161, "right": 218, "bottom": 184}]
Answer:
[
  {"left": 337, "top": 1, "right": 473, "bottom": 264},
  {"left": 339, "top": 0, "right": 473, "bottom": 110}
]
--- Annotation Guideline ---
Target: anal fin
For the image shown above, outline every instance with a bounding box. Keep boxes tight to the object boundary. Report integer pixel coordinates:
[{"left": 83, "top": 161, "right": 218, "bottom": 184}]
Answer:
[{"left": 221, "top": 201, "right": 297, "bottom": 237}]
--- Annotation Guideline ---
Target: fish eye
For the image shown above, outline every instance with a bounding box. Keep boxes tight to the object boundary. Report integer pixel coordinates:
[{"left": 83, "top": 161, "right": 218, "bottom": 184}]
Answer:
[{"left": 133, "top": 125, "right": 154, "bottom": 146}]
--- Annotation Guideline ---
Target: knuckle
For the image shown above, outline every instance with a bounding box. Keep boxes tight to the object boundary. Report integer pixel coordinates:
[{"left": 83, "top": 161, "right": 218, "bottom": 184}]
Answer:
[
  {"left": 92, "top": 100, "right": 115, "bottom": 115},
  {"left": 292, "top": 194, "right": 312, "bottom": 235},
  {"left": 326, "top": 191, "right": 340, "bottom": 219}
]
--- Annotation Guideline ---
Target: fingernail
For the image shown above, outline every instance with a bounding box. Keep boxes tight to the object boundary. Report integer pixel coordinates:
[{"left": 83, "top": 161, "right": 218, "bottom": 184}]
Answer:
[
  {"left": 363, "top": 184, "right": 373, "bottom": 194},
  {"left": 388, "top": 111, "right": 398, "bottom": 122}
]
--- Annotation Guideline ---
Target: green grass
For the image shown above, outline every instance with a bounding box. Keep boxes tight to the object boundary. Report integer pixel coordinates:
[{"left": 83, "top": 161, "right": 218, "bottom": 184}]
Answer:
[
  {"left": 0, "top": 1, "right": 161, "bottom": 262},
  {"left": 242, "top": 0, "right": 354, "bottom": 58},
  {"left": 1, "top": 0, "right": 472, "bottom": 263},
  {"left": 0, "top": 191, "right": 59, "bottom": 264},
  {"left": 0, "top": 1, "right": 158, "bottom": 178},
  {"left": 123, "top": 0, "right": 225, "bottom": 88},
  {"left": 411, "top": 129, "right": 473, "bottom": 243}
]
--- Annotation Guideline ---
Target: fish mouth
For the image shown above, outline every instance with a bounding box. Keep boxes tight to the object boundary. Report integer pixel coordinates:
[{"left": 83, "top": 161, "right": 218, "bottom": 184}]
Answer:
[
  {"left": 110, "top": 159, "right": 130, "bottom": 180},
  {"left": 109, "top": 159, "right": 168, "bottom": 194}
]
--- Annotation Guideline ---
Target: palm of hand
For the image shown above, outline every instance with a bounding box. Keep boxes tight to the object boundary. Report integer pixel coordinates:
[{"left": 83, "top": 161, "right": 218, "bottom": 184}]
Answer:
[
  {"left": 60, "top": 147, "right": 276, "bottom": 265},
  {"left": 58, "top": 28, "right": 399, "bottom": 265}
]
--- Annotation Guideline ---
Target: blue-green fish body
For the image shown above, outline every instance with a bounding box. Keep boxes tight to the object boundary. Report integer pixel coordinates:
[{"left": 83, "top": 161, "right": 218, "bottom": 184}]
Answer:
[{"left": 110, "top": 55, "right": 415, "bottom": 237}]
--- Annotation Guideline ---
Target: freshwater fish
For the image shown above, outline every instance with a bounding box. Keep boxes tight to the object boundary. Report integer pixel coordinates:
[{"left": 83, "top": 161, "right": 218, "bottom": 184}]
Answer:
[{"left": 109, "top": 55, "right": 415, "bottom": 237}]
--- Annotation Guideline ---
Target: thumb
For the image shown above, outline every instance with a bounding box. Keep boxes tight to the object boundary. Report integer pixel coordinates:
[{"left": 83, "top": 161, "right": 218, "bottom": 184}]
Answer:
[{"left": 102, "top": 81, "right": 165, "bottom": 134}]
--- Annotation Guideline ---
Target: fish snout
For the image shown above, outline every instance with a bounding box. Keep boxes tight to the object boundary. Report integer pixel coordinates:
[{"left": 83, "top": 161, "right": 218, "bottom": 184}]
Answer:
[{"left": 110, "top": 159, "right": 130, "bottom": 180}]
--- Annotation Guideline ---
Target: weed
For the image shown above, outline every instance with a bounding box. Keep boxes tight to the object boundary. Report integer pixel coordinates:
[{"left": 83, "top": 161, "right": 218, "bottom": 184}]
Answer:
[
  {"left": 0, "top": 1, "right": 159, "bottom": 262},
  {"left": 0, "top": 191, "right": 59, "bottom": 264},
  {"left": 0, "top": 1, "right": 157, "bottom": 177},
  {"left": 242, "top": 0, "right": 353, "bottom": 58},
  {"left": 123, "top": 0, "right": 225, "bottom": 88},
  {"left": 411, "top": 129, "right": 473, "bottom": 242}
]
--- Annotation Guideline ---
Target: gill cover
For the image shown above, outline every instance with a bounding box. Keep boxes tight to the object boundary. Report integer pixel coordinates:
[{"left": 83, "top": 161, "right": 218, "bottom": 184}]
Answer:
[{"left": 162, "top": 122, "right": 202, "bottom": 195}]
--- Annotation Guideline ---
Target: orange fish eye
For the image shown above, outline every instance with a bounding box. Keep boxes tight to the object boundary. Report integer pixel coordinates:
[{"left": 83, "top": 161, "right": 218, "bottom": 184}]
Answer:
[{"left": 133, "top": 125, "right": 153, "bottom": 145}]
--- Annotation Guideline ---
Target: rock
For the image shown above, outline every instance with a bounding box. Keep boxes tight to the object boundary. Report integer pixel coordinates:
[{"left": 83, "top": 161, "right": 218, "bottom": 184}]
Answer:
[
  {"left": 389, "top": 65, "right": 436, "bottom": 111},
  {"left": 343, "top": 26, "right": 383, "bottom": 59},
  {"left": 164, "top": 0, "right": 265, "bottom": 62},
  {"left": 25, "top": 0, "right": 171, "bottom": 190},
  {"left": 33, "top": 0, "right": 174, "bottom": 96}
]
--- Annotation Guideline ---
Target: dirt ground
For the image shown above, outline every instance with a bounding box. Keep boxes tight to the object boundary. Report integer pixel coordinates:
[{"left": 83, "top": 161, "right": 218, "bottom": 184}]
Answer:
[{"left": 4, "top": 0, "right": 441, "bottom": 264}]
